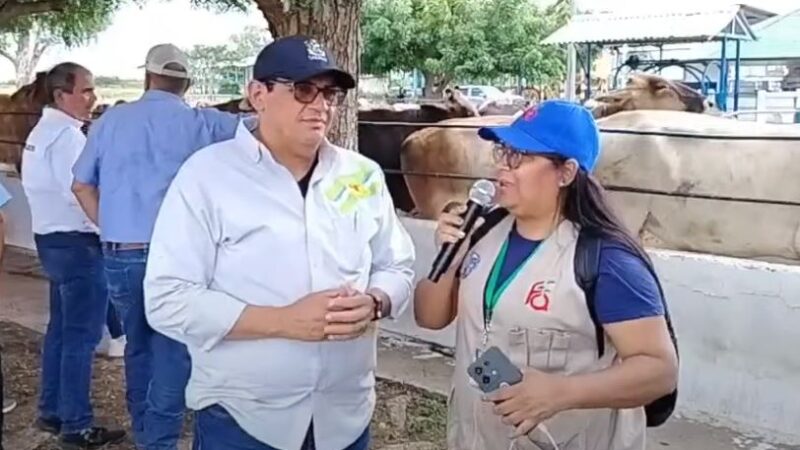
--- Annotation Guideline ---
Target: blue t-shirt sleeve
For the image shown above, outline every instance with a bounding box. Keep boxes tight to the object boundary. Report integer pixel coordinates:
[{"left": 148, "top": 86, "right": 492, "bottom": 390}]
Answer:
[{"left": 594, "top": 242, "right": 664, "bottom": 324}]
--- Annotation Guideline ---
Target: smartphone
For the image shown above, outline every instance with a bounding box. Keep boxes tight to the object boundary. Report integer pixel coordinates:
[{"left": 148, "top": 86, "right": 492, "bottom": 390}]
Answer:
[{"left": 467, "top": 346, "right": 523, "bottom": 393}]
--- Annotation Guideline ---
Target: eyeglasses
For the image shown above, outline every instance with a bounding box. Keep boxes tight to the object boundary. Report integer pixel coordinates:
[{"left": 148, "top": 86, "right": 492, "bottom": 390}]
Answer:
[
  {"left": 266, "top": 79, "right": 347, "bottom": 106},
  {"left": 492, "top": 144, "right": 525, "bottom": 170}
]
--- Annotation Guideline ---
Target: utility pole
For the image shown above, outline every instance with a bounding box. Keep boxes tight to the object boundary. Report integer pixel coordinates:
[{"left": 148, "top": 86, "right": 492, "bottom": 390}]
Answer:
[{"left": 565, "top": 0, "right": 577, "bottom": 101}]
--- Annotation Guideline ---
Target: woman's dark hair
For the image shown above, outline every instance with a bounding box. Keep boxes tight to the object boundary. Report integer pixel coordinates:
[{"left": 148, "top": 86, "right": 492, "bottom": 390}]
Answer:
[{"left": 555, "top": 158, "right": 655, "bottom": 268}]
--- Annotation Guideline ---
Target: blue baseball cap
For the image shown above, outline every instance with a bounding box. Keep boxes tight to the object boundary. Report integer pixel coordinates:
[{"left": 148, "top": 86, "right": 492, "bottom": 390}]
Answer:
[
  {"left": 253, "top": 35, "right": 356, "bottom": 89},
  {"left": 478, "top": 99, "right": 600, "bottom": 172}
]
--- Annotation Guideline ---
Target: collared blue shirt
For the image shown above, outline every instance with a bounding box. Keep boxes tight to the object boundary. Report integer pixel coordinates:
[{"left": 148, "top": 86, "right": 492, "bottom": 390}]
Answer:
[{"left": 72, "top": 90, "right": 240, "bottom": 243}]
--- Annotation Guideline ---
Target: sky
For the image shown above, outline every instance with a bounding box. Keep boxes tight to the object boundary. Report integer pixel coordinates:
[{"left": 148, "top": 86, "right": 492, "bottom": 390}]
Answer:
[
  {"left": 0, "top": 0, "right": 797, "bottom": 82},
  {"left": 0, "top": 0, "right": 266, "bottom": 81}
]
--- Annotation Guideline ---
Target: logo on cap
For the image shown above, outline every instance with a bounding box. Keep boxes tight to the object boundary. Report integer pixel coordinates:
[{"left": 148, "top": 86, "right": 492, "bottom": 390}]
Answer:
[
  {"left": 304, "top": 39, "right": 328, "bottom": 62},
  {"left": 523, "top": 107, "right": 538, "bottom": 121}
]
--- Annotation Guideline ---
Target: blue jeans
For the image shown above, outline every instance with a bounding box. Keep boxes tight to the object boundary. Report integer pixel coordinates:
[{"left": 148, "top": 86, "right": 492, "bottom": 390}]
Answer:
[
  {"left": 35, "top": 232, "right": 107, "bottom": 434},
  {"left": 106, "top": 302, "right": 124, "bottom": 339},
  {"left": 102, "top": 246, "right": 191, "bottom": 450},
  {"left": 193, "top": 405, "right": 369, "bottom": 450}
]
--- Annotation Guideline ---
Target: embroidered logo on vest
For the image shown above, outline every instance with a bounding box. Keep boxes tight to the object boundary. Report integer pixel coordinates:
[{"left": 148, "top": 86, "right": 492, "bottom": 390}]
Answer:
[
  {"left": 525, "top": 280, "right": 555, "bottom": 312},
  {"left": 459, "top": 251, "right": 481, "bottom": 279}
]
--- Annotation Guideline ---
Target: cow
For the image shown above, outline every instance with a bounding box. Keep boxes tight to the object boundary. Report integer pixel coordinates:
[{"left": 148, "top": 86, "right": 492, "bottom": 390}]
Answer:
[
  {"left": 477, "top": 97, "right": 532, "bottom": 116},
  {"left": 0, "top": 72, "right": 49, "bottom": 174},
  {"left": 396, "top": 73, "right": 800, "bottom": 264},
  {"left": 357, "top": 87, "right": 480, "bottom": 213},
  {"left": 585, "top": 73, "right": 709, "bottom": 119}
]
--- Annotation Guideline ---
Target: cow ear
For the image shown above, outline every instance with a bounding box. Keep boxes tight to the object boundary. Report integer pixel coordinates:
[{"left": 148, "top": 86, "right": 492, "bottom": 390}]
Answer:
[
  {"left": 238, "top": 97, "right": 252, "bottom": 111},
  {"left": 655, "top": 83, "right": 677, "bottom": 98}
]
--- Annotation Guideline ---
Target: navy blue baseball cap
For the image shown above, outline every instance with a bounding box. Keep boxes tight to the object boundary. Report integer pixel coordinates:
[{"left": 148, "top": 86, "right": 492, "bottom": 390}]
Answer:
[
  {"left": 478, "top": 99, "right": 600, "bottom": 172},
  {"left": 253, "top": 35, "right": 356, "bottom": 89}
]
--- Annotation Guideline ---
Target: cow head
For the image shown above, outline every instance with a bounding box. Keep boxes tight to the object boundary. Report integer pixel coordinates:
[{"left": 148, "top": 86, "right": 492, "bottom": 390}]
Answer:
[
  {"left": 442, "top": 85, "right": 479, "bottom": 117},
  {"left": 586, "top": 73, "right": 707, "bottom": 119},
  {"left": 10, "top": 71, "right": 49, "bottom": 110}
]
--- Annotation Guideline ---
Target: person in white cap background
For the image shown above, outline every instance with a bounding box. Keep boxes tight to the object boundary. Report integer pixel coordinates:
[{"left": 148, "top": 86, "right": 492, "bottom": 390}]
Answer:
[{"left": 71, "top": 43, "right": 240, "bottom": 450}]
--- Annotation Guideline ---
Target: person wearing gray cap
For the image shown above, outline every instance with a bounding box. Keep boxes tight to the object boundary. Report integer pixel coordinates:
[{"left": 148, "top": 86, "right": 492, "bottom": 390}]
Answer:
[
  {"left": 71, "top": 43, "right": 241, "bottom": 450},
  {"left": 144, "top": 35, "right": 415, "bottom": 450}
]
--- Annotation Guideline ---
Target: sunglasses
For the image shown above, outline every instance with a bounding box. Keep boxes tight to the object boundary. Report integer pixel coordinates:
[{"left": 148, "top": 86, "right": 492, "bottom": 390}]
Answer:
[{"left": 265, "top": 79, "right": 347, "bottom": 106}]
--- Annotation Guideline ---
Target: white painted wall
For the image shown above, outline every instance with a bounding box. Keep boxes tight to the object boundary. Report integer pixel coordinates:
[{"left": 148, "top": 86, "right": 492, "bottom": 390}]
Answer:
[{"left": 391, "top": 217, "right": 800, "bottom": 445}]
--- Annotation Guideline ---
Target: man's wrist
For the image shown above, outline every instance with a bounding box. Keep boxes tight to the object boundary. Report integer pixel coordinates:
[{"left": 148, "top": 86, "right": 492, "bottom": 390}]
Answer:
[{"left": 367, "top": 289, "right": 391, "bottom": 320}]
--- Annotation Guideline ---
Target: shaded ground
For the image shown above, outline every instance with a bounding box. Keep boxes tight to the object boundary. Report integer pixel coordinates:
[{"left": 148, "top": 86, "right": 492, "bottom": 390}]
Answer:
[{"left": 1, "top": 321, "right": 447, "bottom": 450}]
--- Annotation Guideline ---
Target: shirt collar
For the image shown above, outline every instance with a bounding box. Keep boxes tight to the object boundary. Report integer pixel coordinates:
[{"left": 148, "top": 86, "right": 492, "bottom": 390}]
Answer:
[
  {"left": 42, "top": 106, "right": 84, "bottom": 129},
  {"left": 142, "top": 89, "right": 186, "bottom": 104},
  {"left": 235, "top": 117, "right": 337, "bottom": 180}
]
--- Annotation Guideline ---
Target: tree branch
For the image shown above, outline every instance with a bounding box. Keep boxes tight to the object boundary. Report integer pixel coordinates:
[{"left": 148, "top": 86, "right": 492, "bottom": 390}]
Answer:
[
  {"left": 0, "top": 0, "right": 66, "bottom": 28},
  {"left": 0, "top": 46, "right": 14, "bottom": 66}
]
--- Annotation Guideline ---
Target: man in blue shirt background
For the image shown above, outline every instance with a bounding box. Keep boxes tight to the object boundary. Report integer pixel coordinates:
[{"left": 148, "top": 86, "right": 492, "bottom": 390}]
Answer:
[{"left": 71, "top": 43, "right": 240, "bottom": 450}]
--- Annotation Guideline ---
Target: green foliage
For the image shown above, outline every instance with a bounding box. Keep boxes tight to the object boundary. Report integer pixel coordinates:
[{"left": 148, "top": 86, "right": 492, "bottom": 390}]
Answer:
[
  {"left": 362, "top": 0, "right": 571, "bottom": 90},
  {"left": 186, "top": 25, "right": 270, "bottom": 95}
]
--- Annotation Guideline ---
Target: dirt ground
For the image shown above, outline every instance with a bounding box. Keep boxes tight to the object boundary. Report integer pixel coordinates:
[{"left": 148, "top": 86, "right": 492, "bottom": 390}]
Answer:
[{"left": 1, "top": 320, "right": 447, "bottom": 450}]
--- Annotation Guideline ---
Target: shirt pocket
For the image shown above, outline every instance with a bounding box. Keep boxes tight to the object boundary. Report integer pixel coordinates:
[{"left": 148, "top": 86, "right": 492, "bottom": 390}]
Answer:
[
  {"left": 528, "top": 328, "right": 572, "bottom": 373},
  {"left": 331, "top": 209, "right": 374, "bottom": 275}
]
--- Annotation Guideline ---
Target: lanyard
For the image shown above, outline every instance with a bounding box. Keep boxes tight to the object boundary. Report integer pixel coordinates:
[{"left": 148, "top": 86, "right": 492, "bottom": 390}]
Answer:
[{"left": 483, "top": 236, "right": 540, "bottom": 325}]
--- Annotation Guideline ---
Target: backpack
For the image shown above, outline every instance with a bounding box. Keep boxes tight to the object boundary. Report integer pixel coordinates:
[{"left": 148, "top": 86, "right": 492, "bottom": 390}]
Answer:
[{"left": 466, "top": 207, "right": 679, "bottom": 427}]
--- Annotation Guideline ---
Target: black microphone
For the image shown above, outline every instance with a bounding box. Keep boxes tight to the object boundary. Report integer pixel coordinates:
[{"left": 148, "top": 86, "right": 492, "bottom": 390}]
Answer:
[{"left": 428, "top": 179, "right": 496, "bottom": 282}]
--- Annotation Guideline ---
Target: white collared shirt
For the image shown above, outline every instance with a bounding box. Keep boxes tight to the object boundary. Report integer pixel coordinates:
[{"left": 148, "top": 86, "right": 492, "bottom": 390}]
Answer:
[
  {"left": 22, "top": 107, "right": 97, "bottom": 235},
  {"left": 144, "top": 119, "right": 416, "bottom": 450}
]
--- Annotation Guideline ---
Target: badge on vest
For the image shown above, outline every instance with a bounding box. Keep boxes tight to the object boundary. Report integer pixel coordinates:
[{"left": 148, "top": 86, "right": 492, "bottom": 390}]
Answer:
[
  {"left": 526, "top": 280, "right": 555, "bottom": 312},
  {"left": 459, "top": 251, "right": 480, "bottom": 279}
]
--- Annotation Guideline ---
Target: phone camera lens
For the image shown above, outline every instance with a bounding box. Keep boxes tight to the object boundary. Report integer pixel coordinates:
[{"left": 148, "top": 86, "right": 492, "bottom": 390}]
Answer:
[
  {"left": 482, "top": 376, "right": 490, "bottom": 384},
  {"left": 475, "top": 367, "right": 483, "bottom": 375}
]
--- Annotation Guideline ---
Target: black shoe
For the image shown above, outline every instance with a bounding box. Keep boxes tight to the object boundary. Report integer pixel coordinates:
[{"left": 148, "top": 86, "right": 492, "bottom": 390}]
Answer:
[
  {"left": 35, "top": 417, "right": 62, "bottom": 434},
  {"left": 61, "top": 426, "right": 126, "bottom": 449}
]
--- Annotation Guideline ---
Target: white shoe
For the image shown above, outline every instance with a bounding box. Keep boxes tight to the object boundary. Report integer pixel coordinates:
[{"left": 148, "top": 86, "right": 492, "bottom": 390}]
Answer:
[
  {"left": 107, "top": 336, "right": 126, "bottom": 358},
  {"left": 2, "top": 399, "right": 17, "bottom": 414}
]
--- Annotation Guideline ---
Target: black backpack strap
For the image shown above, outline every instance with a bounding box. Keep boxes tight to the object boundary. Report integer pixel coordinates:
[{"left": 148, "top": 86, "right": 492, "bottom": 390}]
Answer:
[
  {"left": 468, "top": 207, "right": 509, "bottom": 249},
  {"left": 455, "top": 207, "right": 509, "bottom": 275},
  {"left": 574, "top": 230, "right": 605, "bottom": 358}
]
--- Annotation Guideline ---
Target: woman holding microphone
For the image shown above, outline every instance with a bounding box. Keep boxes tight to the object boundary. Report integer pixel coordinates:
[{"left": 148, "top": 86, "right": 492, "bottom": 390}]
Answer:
[{"left": 414, "top": 100, "right": 678, "bottom": 450}]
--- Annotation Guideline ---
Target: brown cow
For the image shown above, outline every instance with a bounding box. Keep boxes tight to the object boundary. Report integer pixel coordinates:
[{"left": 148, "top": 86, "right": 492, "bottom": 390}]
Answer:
[
  {"left": 585, "top": 73, "right": 709, "bottom": 119},
  {"left": 357, "top": 87, "right": 479, "bottom": 213},
  {"left": 0, "top": 72, "right": 49, "bottom": 173}
]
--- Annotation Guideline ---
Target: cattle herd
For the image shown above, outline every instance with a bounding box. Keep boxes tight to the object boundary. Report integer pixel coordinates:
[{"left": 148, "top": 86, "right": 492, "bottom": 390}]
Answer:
[{"left": 2, "top": 72, "right": 800, "bottom": 265}]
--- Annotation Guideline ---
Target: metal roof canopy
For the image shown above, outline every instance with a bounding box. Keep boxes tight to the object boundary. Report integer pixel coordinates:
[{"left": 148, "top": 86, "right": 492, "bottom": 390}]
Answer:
[
  {"left": 543, "top": 5, "right": 759, "bottom": 47},
  {"left": 543, "top": 5, "right": 772, "bottom": 113}
]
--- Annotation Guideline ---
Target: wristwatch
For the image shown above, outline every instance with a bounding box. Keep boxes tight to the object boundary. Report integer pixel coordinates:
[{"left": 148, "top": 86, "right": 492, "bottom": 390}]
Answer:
[{"left": 368, "top": 292, "right": 387, "bottom": 321}]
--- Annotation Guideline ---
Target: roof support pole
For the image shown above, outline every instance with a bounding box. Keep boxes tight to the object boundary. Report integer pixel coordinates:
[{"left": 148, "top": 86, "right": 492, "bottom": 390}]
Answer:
[
  {"left": 564, "top": 0, "right": 577, "bottom": 101},
  {"left": 586, "top": 43, "right": 592, "bottom": 100},
  {"left": 719, "top": 37, "right": 729, "bottom": 112},
  {"left": 734, "top": 39, "right": 742, "bottom": 112}
]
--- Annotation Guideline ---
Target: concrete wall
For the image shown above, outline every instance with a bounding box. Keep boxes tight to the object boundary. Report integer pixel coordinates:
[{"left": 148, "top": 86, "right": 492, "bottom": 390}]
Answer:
[{"left": 391, "top": 217, "right": 800, "bottom": 445}]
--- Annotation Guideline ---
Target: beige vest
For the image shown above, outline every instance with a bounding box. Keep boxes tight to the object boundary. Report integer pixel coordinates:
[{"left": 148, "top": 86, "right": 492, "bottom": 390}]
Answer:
[{"left": 448, "top": 217, "right": 646, "bottom": 450}]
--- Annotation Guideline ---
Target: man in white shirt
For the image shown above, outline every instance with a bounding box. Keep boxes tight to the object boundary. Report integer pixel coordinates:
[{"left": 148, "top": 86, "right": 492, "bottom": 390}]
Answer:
[
  {"left": 21, "top": 62, "right": 125, "bottom": 449},
  {"left": 144, "top": 35, "right": 415, "bottom": 450}
]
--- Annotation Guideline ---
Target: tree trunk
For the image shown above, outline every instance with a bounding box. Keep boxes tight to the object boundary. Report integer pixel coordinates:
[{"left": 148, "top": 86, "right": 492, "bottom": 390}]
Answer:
[{"left": 254, "top": 0, "right": 361, "bottom": 151}]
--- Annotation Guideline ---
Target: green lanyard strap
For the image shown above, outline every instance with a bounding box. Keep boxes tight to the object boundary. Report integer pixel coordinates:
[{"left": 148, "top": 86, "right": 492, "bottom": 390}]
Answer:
[{"left": 484, "top": 236, "right": 540, "bottom": 323}]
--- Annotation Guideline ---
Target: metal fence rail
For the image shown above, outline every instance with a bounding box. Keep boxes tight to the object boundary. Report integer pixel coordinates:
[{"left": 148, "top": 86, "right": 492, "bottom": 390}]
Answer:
[{"left": 2, "top": 111, "right": 799, "bottom": 207}]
